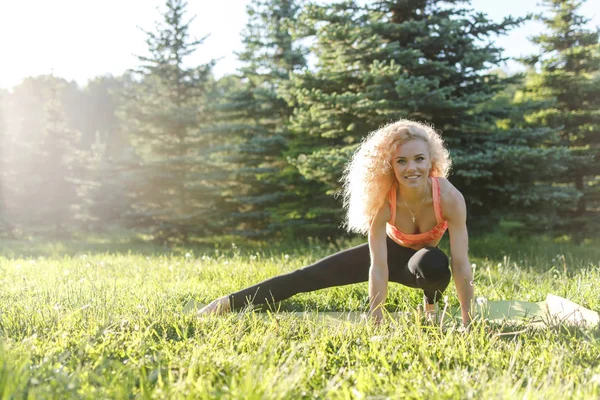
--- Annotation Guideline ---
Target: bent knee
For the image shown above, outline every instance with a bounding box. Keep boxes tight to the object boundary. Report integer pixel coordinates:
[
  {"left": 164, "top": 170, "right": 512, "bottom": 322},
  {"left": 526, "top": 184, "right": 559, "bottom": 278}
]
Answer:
[{"left": 411, "top": 247, "right": 450, "bottom": 281}]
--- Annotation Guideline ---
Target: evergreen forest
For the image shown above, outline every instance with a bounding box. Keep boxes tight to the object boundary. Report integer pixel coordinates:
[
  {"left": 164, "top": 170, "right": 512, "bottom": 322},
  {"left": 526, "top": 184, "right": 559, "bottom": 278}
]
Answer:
[{"left": 1, "top": 0, "right": 598, "bottom": 243}]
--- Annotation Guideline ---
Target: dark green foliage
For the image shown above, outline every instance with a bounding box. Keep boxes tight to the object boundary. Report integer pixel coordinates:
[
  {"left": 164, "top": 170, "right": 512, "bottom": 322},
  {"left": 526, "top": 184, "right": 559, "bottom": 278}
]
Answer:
[
  {"left": 285, "top": 0, "right": 529, "bottom": 231},
  {"left": 520, "top": 0, "right": 600, "bottom": 237},
  {"left": 0, "top": 1, "right": 598, "bottom": 241},
  {"left": 212, "top": 0, "right": 313, "bottom": 237},
  {"left": 456, "top": 77, "right": 578, "bottom": 231},
  {"left": 119, "top": 0, "right": 219, "bottom": 240}
]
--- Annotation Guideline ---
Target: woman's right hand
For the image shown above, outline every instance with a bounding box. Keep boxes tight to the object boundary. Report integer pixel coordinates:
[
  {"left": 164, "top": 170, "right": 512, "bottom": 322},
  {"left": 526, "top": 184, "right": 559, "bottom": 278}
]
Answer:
[{"left": 197, "top": 296, "right": 231, "bottom": 315}]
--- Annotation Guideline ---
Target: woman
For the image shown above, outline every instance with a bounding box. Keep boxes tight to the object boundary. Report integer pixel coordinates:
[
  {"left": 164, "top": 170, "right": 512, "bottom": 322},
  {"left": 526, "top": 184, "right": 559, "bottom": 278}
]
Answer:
[{"left": 199, "top": 120, "right": 474, "bottom": 325}]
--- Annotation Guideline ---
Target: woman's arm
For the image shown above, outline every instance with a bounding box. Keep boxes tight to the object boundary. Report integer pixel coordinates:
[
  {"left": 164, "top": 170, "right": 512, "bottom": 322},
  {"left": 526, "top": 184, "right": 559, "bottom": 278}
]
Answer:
[
  {"left": 444, "top": 186, "right": 474, "bottom": 326},
  {"left": 368, "top": 205, "right": 390, "bottom": 323}
]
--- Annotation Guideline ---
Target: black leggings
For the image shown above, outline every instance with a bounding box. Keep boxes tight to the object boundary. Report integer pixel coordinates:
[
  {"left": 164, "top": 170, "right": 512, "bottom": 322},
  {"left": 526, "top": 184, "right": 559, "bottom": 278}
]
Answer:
[{"left": 228, "top": 237, "right": 451, "bottom": 310}]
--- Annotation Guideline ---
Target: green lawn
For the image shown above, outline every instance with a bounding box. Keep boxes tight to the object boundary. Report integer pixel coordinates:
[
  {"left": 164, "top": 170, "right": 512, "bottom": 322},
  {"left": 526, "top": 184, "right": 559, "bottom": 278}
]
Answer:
[{"left": 0, "top": 235, "right": 599, "bottom": 399}]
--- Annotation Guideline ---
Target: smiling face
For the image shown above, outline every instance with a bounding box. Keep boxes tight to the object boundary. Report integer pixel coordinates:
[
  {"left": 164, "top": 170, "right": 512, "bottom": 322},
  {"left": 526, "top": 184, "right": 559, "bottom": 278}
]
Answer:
[{"left": 391, "top": 139, "right": 432, "bottom": 188}]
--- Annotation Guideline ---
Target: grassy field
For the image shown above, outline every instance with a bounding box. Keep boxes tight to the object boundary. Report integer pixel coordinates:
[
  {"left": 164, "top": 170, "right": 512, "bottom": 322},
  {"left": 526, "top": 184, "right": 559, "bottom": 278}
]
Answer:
[{"left": 1, "top": 234, "right": 599, "bottom": 399}]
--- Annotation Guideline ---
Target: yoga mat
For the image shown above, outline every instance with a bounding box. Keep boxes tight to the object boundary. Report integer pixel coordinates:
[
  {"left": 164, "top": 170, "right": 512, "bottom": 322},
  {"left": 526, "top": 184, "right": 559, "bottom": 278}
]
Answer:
[
  {"left": 184, "top": 294, "right": 599, "bottom": 327},
  {"left": 545, "top": 294, "right": 600, "bottom": 327}
]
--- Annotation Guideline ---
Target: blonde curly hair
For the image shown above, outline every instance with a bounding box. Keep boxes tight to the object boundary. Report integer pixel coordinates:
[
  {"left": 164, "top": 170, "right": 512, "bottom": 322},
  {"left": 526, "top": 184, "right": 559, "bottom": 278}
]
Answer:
[{"left": 341, "top": 119, "right": 452, "bottom": 235}]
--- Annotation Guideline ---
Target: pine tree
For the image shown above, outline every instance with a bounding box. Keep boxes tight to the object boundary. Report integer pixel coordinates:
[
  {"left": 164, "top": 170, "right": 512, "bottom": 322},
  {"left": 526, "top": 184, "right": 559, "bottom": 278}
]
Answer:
[
  {"left": 75, "top": 131, "right": 131, "bottom": 232},
  {"left": 3, "top": 77, "right": 52, "bottom": 234},
  {"left": 283, "top": 0, "right": 539, "bottom": 231},
  {"left": 119, "top": 0, "right": 217, "bottom": 240},
  {"left": 477, "top": 71, "right": 578, "bottom": 231},
  {"left": 76, "top": 75, "right": 132, "bottom": 232},
  {"left": 520, "top": 0, "right": 600, "bottom": 236},
  {"left": 4, "top": 76, "right": 84, "bottom": 235},
  {"left": 211, "top": 0, "right": 309, "bottom": 237},
  {"left": 81, "top": 75, "right": 126, "bottom": 154},
  {"left": 39, "top": 82, "right": 83, "bottom": 235}
]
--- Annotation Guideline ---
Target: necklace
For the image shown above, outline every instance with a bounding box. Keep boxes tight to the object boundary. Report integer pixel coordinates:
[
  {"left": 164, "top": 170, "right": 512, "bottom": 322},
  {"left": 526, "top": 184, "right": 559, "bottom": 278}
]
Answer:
[{"left": 403, "top": 198, "right": 425, "bottom": 223}]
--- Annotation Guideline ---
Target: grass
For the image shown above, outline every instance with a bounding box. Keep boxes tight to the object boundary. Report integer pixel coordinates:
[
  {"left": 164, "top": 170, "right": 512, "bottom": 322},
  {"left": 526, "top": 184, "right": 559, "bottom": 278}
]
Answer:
[{"left": 0, "top": 234, "right": 599, "bottom": 399}]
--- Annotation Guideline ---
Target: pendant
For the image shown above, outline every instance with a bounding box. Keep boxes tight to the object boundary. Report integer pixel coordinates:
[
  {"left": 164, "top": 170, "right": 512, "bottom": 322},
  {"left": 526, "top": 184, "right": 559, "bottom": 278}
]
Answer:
[{"left": 411, "top": 216, "right": 416, "bottom": 222}]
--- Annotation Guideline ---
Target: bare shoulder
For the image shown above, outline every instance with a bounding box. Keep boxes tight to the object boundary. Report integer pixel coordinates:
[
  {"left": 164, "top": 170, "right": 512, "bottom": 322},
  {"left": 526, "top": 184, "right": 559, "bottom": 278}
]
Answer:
[
  {"left": 369, "top": 200, "right": 391, "bottom": 235},
  {"left": 436, "top": 177, "right": 466, "bottom": 221}
]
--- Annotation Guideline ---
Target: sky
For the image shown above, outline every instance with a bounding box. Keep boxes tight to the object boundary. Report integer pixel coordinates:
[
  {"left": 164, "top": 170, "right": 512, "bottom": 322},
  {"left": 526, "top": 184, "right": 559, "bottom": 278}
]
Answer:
[{"left": 0, "top": 0, "right": 598, "bottom": 90}]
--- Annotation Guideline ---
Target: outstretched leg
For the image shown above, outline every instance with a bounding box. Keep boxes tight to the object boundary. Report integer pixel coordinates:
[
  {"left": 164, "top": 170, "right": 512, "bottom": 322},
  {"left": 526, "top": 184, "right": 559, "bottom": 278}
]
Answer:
[
  {"left": 227, "top": 242, "right": 372, "bottom": 310},
  {"left": 200, "top": 238, "right": 451, "bottom": 315}
]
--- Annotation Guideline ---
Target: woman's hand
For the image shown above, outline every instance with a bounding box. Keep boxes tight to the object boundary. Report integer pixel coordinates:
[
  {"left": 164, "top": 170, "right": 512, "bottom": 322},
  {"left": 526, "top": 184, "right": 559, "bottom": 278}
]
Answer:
[
  {"left": 460, "top": 301, "right": 473, "bottom": 327},
  {"left": 197, "top": 295, "right": 231, "bottom": 315},
  {"left": 369, "top": 307, "right": 384, "bottom": 325}
]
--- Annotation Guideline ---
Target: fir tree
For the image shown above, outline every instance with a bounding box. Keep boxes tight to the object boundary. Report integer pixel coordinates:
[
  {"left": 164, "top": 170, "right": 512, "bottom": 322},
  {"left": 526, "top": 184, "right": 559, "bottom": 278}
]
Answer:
[
  {"left": 284, "top": 0, "right": 534, "bottom": 231},
  {"left": 212, "top": 0, "right": 309, "bottom": 237},
  {"left": 477, "top": 73, "right": 577, "bottom": 232},
  {"left": 81, "top": 75, "right": 126, "bottom": 153},
  {"left": 3, "top": 77, "right": 52, "bottom": 234},
  {"left": 3, "top": 76, "right": 84, "bottom": 235},
  {"left": 76, "top": 131, "right": 131, "bottom": 232},
  {"left": 119, "top": 0, "right": 217, "bottom": 240},
  {"left": 77, "top": 75, "right": 132, "bottom": 232},
  {"left": 39, "top": 82, "right": 83, "bottom": 235},
  {"left": 520, "top": 0, "right": 600, "bottom": 236}
]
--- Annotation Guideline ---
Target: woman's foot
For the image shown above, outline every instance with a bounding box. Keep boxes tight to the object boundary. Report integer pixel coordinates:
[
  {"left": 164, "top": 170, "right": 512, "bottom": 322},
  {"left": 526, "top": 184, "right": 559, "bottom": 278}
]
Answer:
[{"left": 198, "top": 296, "right": 231, "bottom": 315}]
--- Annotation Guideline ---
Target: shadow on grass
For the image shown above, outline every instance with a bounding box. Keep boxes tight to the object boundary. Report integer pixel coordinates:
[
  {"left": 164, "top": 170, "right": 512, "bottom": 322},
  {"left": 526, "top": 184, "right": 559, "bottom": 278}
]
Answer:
[
  {"left": 459, "top": 233, "right": 600, "bottom": 272},
  {"left": 0, "top": 235, "right": 171, "bottom": 258},
  {"left": 0, "top": 231, "right": 359, "bottom": 259},
  {"left": 1, "top": 232, "right": 598, "bottom": 272}
]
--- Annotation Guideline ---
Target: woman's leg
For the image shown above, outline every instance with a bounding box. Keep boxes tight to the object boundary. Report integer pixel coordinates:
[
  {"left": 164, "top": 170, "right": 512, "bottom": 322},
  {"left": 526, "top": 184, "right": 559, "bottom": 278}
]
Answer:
[
  {"left": 204, "top": 238, "right": 451, "bottom": 314},
  {"left": 228, "top": 242, "right": 372, "bottom": 310},
  {"left": 387, "top": 238, "right": 451, "bottom": 304}
]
